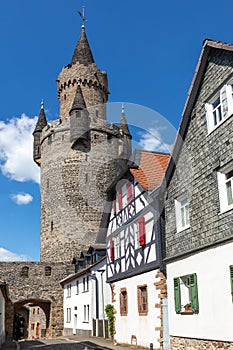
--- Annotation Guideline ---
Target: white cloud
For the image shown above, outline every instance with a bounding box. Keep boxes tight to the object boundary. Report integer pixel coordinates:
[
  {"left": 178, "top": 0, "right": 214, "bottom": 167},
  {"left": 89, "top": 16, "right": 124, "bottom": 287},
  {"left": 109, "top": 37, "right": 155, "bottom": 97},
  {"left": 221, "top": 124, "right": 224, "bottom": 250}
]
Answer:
[
  {"left": 138, "top": 127, "right": 173, "bottom": 153},
  {"left": 0, "top": 247, "right": 31, "bottom": 262},
  {"left": 11, "top": 193, "right": 33, "bottom": 205},
  {"left": 0, "top": 114, "right": 40, "bottom": 183}
]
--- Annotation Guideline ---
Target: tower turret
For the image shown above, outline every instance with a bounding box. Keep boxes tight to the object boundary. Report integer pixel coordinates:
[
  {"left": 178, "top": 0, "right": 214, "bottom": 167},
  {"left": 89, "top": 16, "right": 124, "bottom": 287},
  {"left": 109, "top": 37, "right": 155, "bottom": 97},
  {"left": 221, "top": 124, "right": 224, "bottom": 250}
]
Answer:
[
  {"left": 57, "top": 25, "right": 108, "bottom": 125},
  {"left": 69, "top": 79, "right": 89, "bottom": 147},
  {"left": 39, "top": 22, "right": 130, "bottom": 263},
  {"left": 119, "top": 105, "right": 132, "bottom": 159},
  {"left": 33, "top": 102, "right": 47, "bottom": 166}
]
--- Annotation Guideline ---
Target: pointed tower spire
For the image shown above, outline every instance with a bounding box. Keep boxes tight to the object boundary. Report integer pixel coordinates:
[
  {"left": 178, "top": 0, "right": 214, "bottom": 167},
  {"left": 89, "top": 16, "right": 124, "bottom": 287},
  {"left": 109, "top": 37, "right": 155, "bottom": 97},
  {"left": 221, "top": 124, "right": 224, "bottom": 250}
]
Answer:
[
  {"left": 69, "top": 79, "right": 86, "bottom": 113},
  {"left": 119, "top": 104, "right": 132, "bottom": 138},
  {"left": 33, "top": 100, "right": 47, "bottom": 134},
  {"left": 33, "top": 101, "right": 48, "bottom": 165},
  {"left": 69, "top": 79, "right": 89, "bottom": 145},
  {"left": 71, "top": 11, "right": 94, "bottom": 66}
]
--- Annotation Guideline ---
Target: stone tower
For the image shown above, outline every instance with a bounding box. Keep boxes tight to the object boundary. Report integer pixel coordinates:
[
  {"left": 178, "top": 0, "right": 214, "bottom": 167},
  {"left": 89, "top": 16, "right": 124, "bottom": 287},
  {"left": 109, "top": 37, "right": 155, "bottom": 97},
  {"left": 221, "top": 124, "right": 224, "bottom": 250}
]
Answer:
[{"left": 33, "top": 24, "right": 132, "bottom": 263}]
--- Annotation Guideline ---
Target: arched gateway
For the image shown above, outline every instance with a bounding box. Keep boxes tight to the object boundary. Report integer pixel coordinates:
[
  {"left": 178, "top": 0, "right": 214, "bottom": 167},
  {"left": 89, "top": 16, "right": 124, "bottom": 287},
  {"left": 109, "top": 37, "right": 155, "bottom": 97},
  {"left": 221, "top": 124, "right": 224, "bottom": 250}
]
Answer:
[{"left": 0, "top": 262, "right": 73, "bottom": 339}]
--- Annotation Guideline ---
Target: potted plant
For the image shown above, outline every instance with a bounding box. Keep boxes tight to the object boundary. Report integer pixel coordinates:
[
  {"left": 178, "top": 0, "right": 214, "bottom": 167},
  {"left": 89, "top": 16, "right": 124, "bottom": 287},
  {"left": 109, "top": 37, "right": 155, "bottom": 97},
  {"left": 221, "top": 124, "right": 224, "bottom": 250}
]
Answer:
[{"left": 184, "top": 303, "right": 192, "bottom": 311}]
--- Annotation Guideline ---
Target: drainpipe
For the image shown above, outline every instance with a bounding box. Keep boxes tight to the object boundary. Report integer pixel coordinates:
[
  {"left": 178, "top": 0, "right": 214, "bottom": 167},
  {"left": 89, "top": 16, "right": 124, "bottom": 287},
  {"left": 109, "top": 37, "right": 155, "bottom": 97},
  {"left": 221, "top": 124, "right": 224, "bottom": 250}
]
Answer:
[
  {"left": 97, "top": 270, "right": 106, "bottom": 338},
  {"left": 89, "top": 274, "right": 99, "bottom": 320}
]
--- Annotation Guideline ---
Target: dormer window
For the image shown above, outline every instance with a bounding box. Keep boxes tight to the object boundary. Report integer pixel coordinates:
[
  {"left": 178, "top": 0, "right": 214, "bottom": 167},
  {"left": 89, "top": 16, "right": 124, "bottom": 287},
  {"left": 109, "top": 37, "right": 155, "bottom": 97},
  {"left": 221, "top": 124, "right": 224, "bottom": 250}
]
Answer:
[{"left": 205, "top": 84, "right": 233, "bottom": 133}]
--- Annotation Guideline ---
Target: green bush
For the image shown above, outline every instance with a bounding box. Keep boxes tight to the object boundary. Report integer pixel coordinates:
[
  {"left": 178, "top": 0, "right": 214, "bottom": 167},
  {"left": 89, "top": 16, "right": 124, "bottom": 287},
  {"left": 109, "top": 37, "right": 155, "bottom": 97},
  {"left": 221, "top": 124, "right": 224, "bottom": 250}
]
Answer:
[{"left": 105, "top": 304, "right": 114, "bottom": 338}]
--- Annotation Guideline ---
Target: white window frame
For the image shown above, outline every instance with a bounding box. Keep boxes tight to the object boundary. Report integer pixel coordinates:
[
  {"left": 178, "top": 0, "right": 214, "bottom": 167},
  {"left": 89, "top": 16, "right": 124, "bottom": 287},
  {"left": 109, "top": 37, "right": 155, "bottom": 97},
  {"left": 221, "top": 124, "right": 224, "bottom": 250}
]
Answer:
[
  {"left": 67, "top": 284, "right": 71, "bottom": 298},
  {"left": 175, "top": 196, "right": 190, "bottom": 232},
  {"left": 205, "top": 83, "right": 233, "bottom": 134},
  {"left": 66, "top": 308, "right": 71, "bottom": 323},
  {"left": 83, "top": 304, "right": 89, "bottom": 322},
  {"left": 114, "top": 235, "right": 120, "bottom": 259},
  {"left": 82, "top": 276, "right": 89, "bottom": 293},
  {"left": 217, "top": 164, "right": 233, "bottom": 213},
  {"left": 134, "top": 222, "right": 140, "bottom": 249}
]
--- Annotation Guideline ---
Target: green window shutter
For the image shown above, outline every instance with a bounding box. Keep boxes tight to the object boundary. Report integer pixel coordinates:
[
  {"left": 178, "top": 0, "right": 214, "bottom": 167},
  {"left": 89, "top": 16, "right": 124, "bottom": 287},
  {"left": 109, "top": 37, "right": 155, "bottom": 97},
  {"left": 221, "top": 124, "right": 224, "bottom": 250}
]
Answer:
[
  {"left": 229, "top": 265, "right": 233, "bottom": 301},
  {"left": 190, "top": 273, "right": 199, "bottom": 312},
  {"left": 174, "top": 277, "right": 181, "bottom": 313}
]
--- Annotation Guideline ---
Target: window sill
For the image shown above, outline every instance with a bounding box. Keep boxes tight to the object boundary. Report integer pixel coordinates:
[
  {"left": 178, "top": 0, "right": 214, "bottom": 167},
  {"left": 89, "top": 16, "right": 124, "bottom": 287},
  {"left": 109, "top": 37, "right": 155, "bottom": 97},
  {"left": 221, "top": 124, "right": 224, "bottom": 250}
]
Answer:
[
  {"left": 218, "top": 205, "right": 233, "bottom": 216},
  {"left": 176, "top": 225, "right": 190, "bottom": 233},
  {"left": 207, "top": 113, "right": 233, "bottom": 135},
  {"left": 82, "top": 321, "right": 89, "bottom": 323},
  {"left": 179, "top": 311, "right": 194, "bottom": 315}
]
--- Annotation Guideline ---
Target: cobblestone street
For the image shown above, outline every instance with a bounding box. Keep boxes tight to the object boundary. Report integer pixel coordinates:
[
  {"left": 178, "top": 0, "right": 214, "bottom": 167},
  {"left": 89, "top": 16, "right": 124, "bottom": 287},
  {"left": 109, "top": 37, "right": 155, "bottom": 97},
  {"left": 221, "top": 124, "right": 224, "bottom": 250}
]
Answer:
[
  {"left": 18, "top": 338, "right": 117, "bottom": 349},
  {"left": 1, "top": 336, "right": 130, "bottom": 350}
]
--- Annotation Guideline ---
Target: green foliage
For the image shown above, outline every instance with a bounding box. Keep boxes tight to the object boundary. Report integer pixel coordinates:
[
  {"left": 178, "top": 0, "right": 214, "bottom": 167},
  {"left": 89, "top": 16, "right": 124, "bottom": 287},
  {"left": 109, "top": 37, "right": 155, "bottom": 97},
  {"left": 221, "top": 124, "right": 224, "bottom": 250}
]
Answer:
[{"left": 105, "top": 304, "right": 114, "bottom": 338}]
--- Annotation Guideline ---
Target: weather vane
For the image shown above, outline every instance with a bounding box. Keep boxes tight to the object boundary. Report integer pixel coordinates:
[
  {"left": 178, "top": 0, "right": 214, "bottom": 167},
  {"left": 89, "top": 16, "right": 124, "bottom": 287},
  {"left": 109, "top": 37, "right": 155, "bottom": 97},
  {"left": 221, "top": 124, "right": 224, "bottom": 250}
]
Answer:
[{"left": 78, "top": 5, "right": 88, "bottom": 30}]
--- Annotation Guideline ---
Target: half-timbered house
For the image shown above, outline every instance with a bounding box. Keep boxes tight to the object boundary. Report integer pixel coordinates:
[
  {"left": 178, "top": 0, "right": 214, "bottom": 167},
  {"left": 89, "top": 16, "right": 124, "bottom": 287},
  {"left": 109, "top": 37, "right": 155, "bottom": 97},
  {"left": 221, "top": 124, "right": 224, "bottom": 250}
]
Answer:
[{"left": 106, "top": 150, "right": 170, "bottom": 349}]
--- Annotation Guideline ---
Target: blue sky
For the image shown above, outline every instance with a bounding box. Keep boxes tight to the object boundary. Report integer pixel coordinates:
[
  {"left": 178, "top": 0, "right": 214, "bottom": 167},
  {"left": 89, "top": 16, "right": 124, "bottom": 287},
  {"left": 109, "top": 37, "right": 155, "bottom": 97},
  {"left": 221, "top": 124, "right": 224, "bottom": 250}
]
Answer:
[{"left": 1, "top": 0, "right": 233, "bottom": 261}]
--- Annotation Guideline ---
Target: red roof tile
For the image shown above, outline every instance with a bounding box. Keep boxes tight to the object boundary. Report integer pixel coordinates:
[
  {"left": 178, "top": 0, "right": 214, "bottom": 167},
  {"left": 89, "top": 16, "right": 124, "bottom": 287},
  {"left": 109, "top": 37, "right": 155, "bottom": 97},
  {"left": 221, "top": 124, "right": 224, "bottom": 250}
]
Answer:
[{"left": 130, "top": 151, "right": 170, "bottom": 191}]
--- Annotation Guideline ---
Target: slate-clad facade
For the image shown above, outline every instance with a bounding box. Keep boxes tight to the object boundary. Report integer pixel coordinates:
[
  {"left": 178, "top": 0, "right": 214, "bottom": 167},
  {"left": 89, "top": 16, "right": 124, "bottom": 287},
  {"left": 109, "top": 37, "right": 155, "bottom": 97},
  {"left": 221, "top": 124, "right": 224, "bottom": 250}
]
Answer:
[{"left": 164, "top": 39, "right": 233, "bottom": 349}]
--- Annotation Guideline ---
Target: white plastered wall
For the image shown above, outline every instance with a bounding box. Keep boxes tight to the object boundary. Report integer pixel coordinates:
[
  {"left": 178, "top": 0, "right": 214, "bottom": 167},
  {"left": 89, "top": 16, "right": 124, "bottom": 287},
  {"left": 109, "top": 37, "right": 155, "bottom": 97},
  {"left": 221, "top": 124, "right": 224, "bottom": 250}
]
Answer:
[{"left": 167, "top": 241, "right": 233, "bottom": 341}]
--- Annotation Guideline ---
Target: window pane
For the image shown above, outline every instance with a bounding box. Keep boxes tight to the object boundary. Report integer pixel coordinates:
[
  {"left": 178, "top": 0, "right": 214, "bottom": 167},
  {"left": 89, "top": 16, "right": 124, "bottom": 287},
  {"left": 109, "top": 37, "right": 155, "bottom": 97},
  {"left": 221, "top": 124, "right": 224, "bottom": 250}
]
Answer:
[{"left": 226, "top": 180, "right": 233, "bottom": 205}]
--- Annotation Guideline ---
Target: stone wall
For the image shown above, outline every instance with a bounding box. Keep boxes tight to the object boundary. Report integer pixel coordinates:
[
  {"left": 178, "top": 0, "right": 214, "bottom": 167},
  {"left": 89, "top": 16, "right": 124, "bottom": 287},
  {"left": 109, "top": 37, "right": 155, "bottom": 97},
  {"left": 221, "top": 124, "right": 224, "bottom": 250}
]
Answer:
[
  {"left": 170, "top": 336, "right": 233, "bottom": 349},
  {"left": 165, "top": 48, "right": 233, "bottom": 259},
  {"left": 0, "top": 262, "right": 74, "bottom": 339},
  {"left": 154, "top": 270, "right": 167, "bottom": 349},
  {"left": 57, "top": 62, "right": 108, "bottom": 123},
  {"left": 40, "top": 116, "right": 128, "bottom": 263}
]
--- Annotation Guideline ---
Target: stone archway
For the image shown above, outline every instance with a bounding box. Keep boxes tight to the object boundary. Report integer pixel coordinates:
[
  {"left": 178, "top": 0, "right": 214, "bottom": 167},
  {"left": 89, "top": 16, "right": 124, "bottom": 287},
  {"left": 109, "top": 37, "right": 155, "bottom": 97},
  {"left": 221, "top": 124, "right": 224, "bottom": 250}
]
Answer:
[
  {"left": 0, "top": 261, "right": 73, "bottom": 340},
  {"left": 14, "top": 299, "right": 51, "bottom": 339}
]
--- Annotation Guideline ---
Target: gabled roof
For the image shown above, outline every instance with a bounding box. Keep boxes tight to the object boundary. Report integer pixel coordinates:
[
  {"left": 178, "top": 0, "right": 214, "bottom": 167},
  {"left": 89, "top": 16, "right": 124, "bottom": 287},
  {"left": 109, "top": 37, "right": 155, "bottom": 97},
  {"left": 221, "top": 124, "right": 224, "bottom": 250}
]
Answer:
[
  {"left": 131, "top": 150, "right": 170, "bottom": 191},
  {"left": 71, "top": 29, "right": 94, "bottom": 66},
  {"left": 60, "top": 256, "right": 106, "bottom": 286},
  {"left": 164, "top": 39, "right": 233, "bottom": 189}
]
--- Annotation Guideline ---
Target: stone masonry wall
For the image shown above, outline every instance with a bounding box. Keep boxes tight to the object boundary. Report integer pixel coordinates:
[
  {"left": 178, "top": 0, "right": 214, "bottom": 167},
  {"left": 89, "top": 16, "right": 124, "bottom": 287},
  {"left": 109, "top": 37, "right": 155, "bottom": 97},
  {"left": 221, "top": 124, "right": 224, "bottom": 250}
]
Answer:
[
  {"left": 57, "top": 62, "right": 108, "bottom": 123},
  {"left": 0, "top": 262, "right": 73, "bottom": 339},
  {"left": 165, "top": 49, "right": 233, "bottom": 259},
  {"left": 170, "top": 336, "right": 233, "bottom": 349},
  {"left": 40, "top": 117, "right": 128, "bottom": 263}
]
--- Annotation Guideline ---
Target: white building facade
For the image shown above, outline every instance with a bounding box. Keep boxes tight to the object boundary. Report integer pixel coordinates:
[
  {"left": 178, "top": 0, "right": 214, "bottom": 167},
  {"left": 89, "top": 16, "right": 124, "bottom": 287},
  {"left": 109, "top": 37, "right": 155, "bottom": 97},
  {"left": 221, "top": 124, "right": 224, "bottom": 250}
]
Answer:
[{"left": 61, "top": 256, "right": 111, "bottom": 338}]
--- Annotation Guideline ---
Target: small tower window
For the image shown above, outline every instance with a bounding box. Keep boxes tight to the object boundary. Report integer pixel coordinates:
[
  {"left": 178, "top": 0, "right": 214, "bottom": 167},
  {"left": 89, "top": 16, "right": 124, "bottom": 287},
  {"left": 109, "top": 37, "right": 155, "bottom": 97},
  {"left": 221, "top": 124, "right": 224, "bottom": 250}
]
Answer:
[
  {"left": 96, "top": 110, "right": 99, "bottom": 118},
  {"left": 45, "top": 266, "right": 52, "bottom": 276},
  {"left": 64, "top": 94, "right": 66, "bottom": 100},
  {"left": 51, "top": 220, "right": 53, "bottom": 231},
  {"left": 21, "top": 266, "right": 29, "bottom": 277},
  {"left": 47, "top": 179, "right": 49, "bottom": 190},
  {"left": 85, "top": 174, "right": 88, "bottom": 183}
]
